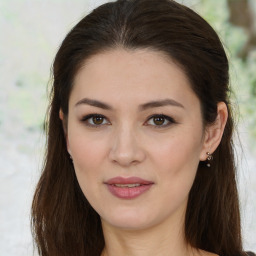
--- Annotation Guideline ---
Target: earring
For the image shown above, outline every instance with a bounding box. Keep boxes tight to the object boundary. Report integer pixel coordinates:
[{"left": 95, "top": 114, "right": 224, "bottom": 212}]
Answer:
[
  {"left": 69, "top": 154, "right": 73, "bottom": 160},
  {"left": 206, "top": 152, "right": 213, "bottom": 167}
]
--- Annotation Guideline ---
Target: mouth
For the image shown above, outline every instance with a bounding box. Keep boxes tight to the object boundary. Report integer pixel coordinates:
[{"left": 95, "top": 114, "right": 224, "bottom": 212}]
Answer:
[
  {"left": 105, "top": 176, "right": 154, "bottom": 199},
  {"left": 112, "top": 183, "right": 141, "bottom": 188}
]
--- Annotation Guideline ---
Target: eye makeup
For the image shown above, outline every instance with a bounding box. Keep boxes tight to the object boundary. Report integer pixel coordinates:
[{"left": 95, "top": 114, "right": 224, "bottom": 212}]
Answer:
[{"left": 80, "top": 113, "right": 177, "bottom": 129}]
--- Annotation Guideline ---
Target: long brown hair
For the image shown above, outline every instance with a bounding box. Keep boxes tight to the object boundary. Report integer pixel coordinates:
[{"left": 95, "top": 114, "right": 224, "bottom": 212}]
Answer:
[{"left": 31, "top": 0, "right": 243, "bottom": 255}]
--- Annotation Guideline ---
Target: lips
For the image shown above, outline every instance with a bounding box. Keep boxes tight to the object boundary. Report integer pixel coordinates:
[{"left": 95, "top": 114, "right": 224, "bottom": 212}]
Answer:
[
  {"left": 106, "top": 176, "right": 153, "bottom": 185},
  {"left": 105, "top": 176, "right": 154, "bottom": 199}
]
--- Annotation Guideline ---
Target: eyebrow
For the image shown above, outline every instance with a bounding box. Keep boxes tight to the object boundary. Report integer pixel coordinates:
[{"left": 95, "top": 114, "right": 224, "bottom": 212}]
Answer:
[{"left": 75, "top": 98, "right": 184, "bottom": 110}]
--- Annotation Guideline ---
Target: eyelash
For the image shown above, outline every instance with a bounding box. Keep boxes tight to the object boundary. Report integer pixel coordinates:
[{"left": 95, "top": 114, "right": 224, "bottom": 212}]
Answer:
[{"left": 81, "top": 113, "right": 176, "bottom": 129}]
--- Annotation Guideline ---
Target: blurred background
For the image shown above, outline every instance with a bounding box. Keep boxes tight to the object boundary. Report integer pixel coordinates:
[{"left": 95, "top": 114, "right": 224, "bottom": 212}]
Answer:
[{"left": 0, "top": 0, "right": 255, "bottom": 255}]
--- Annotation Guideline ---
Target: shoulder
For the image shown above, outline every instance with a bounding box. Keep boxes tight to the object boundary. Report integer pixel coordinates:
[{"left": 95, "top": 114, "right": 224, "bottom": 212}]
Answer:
[
  {"left": 245, "top": 252, "right": 256, "bottom": 256},
  {"left": 219, "top": 251, "right": 255, "bottom": 256}
]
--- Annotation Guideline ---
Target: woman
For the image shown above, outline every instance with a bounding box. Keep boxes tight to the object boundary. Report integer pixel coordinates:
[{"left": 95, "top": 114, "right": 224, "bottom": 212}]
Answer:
[{"left": 31, "top": 0, "right": 254, "bottom": 255}]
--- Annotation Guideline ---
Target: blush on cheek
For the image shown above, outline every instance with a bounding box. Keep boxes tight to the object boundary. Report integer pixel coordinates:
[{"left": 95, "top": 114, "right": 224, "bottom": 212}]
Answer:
[
  {"left": 70, "top": 135, "right": 105, "bottom": 161},
  {"left": 159, "top": 139, "right": 200, "bottom": 180},
  {"left": 71, "top": 143, "right": 106, "bottom": 198}
]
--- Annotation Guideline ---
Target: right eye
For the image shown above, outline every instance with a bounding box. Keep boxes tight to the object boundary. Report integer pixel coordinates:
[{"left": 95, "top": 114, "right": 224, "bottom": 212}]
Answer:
[{"left": 81, "top": 114, "right": 110, "bottom": 128}]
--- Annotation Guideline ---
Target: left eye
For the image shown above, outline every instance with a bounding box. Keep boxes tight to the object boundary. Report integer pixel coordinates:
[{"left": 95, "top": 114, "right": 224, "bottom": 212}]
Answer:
[
  {"left": 146, "top": 114, "right": 175, "bottom": 127},
  {"left": 81, "top": 114, "right": 110, "bottom": 127}
]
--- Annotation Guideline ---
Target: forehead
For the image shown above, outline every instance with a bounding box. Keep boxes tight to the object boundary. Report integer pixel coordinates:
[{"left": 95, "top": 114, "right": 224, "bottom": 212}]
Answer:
[{"left": 70, "top": 48, "right": 199, "bottom": 110}]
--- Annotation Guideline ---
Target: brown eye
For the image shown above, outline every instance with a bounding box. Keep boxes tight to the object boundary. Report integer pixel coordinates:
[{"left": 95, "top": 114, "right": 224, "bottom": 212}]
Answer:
[
  {"left": 153, "top": 116, "right": 165, "bottom": 125},
  {"left": 81, "top": 114, "right": 110, "bottom": 127},
  {"left": 93, "top": 116, "right": 104, "bottom": 125},
  {"left": 146, "top": 114, "right": 176, "bottom": 128}
]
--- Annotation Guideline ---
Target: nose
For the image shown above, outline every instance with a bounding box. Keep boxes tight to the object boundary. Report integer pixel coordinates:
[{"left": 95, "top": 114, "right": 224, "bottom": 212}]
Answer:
[{"left": 109, "top": 125, "right": 146, "bottom": 167}]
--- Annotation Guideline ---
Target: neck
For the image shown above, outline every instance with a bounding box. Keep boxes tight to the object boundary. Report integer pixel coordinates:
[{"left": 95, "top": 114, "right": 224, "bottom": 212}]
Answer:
[{"left": 101, "top": 207, "right": 194, "bottom": 256}]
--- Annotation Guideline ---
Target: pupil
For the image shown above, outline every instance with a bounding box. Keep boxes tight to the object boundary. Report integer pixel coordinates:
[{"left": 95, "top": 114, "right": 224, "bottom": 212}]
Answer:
[
  {"left": 93, "top": 116, "right": 103, "bottom": 124},
  {"left": 154, "top": 116, "right": 164, "bottom": 125}
]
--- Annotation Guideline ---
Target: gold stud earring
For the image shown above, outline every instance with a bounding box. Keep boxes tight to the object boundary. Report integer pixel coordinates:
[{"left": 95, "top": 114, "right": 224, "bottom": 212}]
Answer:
[{"left": 206, "top": 152, "right": 213, "bottom": 167}]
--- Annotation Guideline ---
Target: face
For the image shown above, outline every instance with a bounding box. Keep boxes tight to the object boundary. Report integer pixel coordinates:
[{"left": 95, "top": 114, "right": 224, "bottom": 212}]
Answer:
[{"left": 66, "top": 48, "right": 208, "bottom": 231}]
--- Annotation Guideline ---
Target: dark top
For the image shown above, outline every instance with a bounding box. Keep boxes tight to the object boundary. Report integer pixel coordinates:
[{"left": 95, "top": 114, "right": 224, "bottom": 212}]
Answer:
[{"left": 246, "top": 252, "right": 256, "bottom": 256}]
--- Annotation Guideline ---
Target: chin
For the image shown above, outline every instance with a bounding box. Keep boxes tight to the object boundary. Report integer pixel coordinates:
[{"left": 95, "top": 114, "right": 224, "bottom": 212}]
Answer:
[{"left": 100, "top": 207, "right": 159, "bottom": 230}]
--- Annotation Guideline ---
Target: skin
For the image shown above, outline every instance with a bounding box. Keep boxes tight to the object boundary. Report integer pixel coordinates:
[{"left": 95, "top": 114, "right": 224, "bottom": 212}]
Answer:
[{"left": 60, "top": 48, "right": 228, "bottom": 256}]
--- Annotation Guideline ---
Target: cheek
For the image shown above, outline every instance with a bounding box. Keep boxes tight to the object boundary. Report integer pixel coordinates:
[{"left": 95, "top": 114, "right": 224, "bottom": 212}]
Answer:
[
  {"left": 69, "top": 136, "right": 106, "bottom": 208},
  {"left": 72, "top": 140, "right": 104, "bottom": 170},
  {"left": 68, "top": 125, "right": 107, "bottom": 170},
  {"left": 152, "top": 132, "right": 202, "bottom": 168},
  {"left": 67, "top": 127, "right": 109, "bottom": 196},
  {"left": 151, "top": 132, "right": 202, "bottom": 192}
]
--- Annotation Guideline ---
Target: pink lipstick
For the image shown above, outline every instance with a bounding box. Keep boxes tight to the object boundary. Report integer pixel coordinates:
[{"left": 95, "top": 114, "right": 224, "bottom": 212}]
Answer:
[{"left": 105, "top": 176, "right": 154, "bottom": 199}]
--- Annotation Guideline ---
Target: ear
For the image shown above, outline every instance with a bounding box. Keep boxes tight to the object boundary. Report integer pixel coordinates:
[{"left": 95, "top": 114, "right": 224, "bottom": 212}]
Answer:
[
  {"left": 59, "top": 109, "right": 71, "bottom": 155},
  {"left": 59, "top": 109, "right": 67, "bottom": 134},
  {"left": 200, "top": 102, "right": 228, "bottom": 161}
]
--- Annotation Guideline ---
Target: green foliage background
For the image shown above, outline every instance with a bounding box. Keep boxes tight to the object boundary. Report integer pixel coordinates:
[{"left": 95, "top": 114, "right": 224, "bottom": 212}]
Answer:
[{"left": 197, "top": 0, "right": 256, "bottom": 146}]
